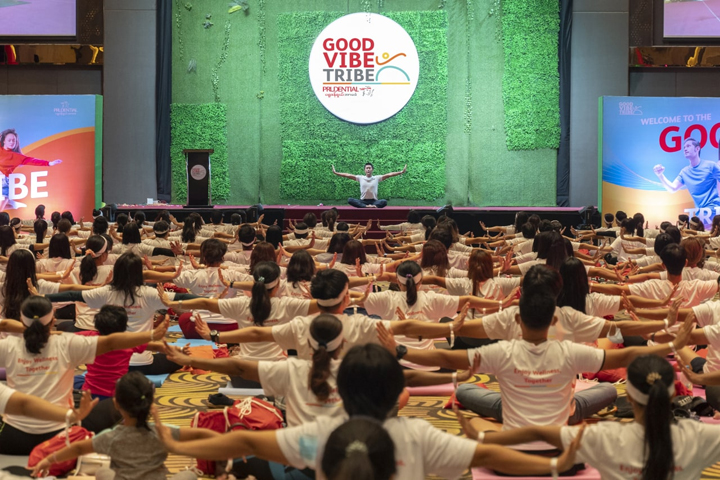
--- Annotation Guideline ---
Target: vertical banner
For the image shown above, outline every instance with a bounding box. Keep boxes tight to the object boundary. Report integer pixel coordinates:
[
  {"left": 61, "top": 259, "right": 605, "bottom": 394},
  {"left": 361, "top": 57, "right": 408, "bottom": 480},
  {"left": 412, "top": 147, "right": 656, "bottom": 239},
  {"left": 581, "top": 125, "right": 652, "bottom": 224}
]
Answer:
[
  {"left": 0, "top": 95, "right": 102, "bottom": 218},
  {"left": 601, "top": 96, "right": 720, "bottom": 227}
]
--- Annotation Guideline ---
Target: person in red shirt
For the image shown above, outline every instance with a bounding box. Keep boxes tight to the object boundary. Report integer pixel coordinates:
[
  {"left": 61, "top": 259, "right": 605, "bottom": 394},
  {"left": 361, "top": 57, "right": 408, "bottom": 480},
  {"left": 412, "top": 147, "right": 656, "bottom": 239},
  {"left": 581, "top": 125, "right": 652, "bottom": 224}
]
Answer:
[{"left": 0, "top": 129, "right": 62, "bottom": 210}]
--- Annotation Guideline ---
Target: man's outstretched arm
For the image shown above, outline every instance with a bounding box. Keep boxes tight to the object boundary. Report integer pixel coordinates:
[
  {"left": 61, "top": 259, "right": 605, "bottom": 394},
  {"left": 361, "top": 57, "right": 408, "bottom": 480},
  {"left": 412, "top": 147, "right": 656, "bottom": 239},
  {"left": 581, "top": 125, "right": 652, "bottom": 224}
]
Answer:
[
  {"left": 331, "top": 164, "right": 358, "bottom": 180},
  {"left": 381, "top": 164, "right": 407, "bottom": 180}
]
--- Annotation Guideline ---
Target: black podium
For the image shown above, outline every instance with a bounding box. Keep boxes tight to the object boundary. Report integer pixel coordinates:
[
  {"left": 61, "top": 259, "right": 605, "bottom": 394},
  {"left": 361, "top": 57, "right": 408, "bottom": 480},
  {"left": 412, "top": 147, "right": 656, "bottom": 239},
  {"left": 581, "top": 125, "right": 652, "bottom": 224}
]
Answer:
[{"left": 184, "top": 149, "right": 213, "bottom": 207}]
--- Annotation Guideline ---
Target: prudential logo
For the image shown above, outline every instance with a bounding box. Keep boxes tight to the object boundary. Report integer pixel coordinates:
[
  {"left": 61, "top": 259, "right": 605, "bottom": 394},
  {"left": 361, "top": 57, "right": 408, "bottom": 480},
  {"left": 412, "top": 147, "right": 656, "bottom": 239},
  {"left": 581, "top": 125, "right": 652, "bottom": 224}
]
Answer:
[
  {"left": 54, "top": 101, "right": 77, "bottom": 116},
  {"left": 308, "top": 13, "right": 419, "bottom": 125}
]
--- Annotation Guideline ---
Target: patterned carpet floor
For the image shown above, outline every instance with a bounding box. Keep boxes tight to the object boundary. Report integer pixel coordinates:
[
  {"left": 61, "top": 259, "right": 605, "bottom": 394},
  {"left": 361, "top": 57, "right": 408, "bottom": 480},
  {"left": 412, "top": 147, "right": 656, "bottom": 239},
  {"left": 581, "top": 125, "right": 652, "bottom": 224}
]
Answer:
[{"left": 155, "top": 328, "right": 720, "bottom": 479}]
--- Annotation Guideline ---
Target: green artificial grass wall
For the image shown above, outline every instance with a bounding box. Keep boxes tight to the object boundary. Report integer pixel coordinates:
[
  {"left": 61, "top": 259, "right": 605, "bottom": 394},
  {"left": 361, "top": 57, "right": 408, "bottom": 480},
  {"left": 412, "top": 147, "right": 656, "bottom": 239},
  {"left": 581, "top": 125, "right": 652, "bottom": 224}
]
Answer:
[
  {"left": 277, "top": 11, "right": 448, "bottom": 202},
  {"left": 501, "top": 0, "right": 560, "bottom": 151},
  {"left": 171, "top": 0, "right": 558, "bottom": 207},
  {"left": 170, "top": 103, "right": 230, "bottom": 203}
]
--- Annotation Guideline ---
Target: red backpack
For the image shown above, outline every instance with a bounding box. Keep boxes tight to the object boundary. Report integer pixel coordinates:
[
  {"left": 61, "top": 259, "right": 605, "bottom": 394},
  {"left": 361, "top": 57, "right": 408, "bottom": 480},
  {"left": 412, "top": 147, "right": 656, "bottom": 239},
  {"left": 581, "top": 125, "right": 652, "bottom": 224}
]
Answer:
[
  {"left": 190, "top": 397, "right": 284, "bottom": 475},
  {"left": 27, "top": 426, "right": 93, "bottom": 477}
]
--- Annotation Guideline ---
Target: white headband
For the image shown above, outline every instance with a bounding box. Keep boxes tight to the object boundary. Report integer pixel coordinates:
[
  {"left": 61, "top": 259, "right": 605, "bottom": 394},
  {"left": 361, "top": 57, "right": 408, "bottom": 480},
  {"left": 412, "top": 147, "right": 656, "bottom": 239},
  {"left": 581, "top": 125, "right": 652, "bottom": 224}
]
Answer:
[
  {"left": 317, "top": 290, "right": 347, "bottom": 307},
  {"left": 257, "top": 277, "right": 279, "bottom": 289},
  {"left": 91, "top": 236, "right": 108, "bottom": 257},
  {"left": 294, "top": 228, "right": 309, "bottom": 235},
  {"left": 154, "top": 226, "right": 169, "bottom": 235},
  {"left": 241, "top": 239, "right": 256, "bottom": 247},
  {"left": 21, "top": 310, "right": 54, "bottom": 327},
  {"left": 397, "top": 272, "right": 423, "bottom": 285},
  {"left": 308, "top": 331, "right": 344, "bottom": 352},
  {"left": 625, "top": 381, "right": 674, "bottom": 405}
]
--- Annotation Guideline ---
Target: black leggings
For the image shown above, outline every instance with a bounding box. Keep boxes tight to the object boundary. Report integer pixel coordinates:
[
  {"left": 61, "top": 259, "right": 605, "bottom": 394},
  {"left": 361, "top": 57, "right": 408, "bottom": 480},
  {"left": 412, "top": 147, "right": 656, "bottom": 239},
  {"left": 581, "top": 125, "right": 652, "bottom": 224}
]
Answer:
[
  {"left": 128, "top": 353, "right": 182, "bottom": 375},
  {"left": 0, "top": 422, "right": 63, "bottom": 455}
]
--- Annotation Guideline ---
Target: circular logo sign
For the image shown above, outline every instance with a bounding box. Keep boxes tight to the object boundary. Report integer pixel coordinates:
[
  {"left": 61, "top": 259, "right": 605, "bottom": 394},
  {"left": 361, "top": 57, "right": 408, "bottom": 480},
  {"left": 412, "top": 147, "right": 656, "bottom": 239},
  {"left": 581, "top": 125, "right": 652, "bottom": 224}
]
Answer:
[
  {"left": 308, "top": 13, "right": 419, "bottom": 125},
  {"left": 190, "top": 165, "right": 207, "bottom": 181}
]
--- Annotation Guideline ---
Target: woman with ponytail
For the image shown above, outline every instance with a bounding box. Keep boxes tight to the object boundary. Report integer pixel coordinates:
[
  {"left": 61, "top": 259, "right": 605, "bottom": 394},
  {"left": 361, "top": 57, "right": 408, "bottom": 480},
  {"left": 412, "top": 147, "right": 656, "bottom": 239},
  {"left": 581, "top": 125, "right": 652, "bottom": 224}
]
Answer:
[
  {"left": 460, "top": 354, "right": 720, "bottom": 480},
  {"left": 165, "top": 314, "right": 345, "bottom": 425},
  {"left": 0, "top": 297, "right": 170, "bottom": 454},
  {"left": 32, "top": 371, "right": 207, "bottom": 480},
  {"left": 362, "top": 260, "right": 515, "bottom": 365},
  {"left": 53, "top": 235, "right": 115, "bottom": 332},
  {"left": 159, "top": 261, "right": 320, "bottom": 361}
]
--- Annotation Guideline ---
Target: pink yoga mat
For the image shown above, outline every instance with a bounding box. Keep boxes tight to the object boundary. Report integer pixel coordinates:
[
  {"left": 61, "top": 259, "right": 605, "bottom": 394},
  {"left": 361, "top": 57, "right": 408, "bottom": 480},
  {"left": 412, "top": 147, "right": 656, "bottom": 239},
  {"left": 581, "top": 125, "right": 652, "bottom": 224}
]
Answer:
[{"left": 472, "top": 466, "right": 600, "bottom": 479}]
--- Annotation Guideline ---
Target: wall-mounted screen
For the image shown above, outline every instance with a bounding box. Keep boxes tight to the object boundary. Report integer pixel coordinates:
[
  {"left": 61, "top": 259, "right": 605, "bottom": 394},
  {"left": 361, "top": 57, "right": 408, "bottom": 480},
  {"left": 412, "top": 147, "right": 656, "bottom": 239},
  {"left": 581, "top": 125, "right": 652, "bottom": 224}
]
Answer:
[
  {"left": 0, "top": 0, "right": 76, "bottom": 37},
  {"left": 664, "top": 0, "right": 720, "bottom": 39}
]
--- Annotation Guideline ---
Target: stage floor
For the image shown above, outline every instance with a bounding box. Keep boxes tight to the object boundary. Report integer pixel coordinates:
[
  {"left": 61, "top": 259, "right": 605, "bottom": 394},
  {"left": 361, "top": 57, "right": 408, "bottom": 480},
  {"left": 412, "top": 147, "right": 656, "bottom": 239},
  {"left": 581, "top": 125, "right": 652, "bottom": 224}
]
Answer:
[{"left": 112, "top": 204, "right": 596, "bottom": 235}]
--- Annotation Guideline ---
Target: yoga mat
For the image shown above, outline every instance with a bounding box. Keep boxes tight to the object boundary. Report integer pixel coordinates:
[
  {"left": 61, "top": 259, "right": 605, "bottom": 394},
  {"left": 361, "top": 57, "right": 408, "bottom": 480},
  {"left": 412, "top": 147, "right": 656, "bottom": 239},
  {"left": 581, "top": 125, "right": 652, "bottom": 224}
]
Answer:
[
  {"left": 218, "top": 381, "right": 265, "bottom": 397},
  {"left": 472, "top": 466, "right": 601, "bottom": 479},
  {"left": 181, "top": 339, "right": 216, "bottom": 348},
  {"left": 146, "top": 374, "right": 170, "bottom": 387},
  {"left": 168, "top": 324, "right": 183, "bottom": 333}
]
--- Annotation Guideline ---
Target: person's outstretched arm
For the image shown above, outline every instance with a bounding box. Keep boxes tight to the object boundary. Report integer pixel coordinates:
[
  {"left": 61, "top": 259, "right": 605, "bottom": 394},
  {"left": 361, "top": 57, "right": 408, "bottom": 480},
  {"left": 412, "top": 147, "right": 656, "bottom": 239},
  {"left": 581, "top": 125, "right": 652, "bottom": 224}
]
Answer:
[
  {"left": 380, "top": 164, "right": 407, "bottom": 180},
  {"left": 653, "top": 164, "right": 684, "bottom": 193},
  {"left": 331, "top": 164, "right": 357, "bottom": 180},
  {"left": 164, "top": 342, "right": 260, "bottom": 382}
]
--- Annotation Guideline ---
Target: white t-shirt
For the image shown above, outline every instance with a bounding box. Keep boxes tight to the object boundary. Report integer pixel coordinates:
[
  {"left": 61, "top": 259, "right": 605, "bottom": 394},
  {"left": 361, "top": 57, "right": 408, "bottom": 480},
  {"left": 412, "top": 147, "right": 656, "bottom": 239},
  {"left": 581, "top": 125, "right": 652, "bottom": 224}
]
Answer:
[
  {"left": 82, "top": 286, "right": 176, "bottom": 365},
  {"left": 701, "top": 323, "right": 720, "bottom": 373},
  {"left": 0, "top": 383, "right": 16, "bottom": 414},
  {"left": 218, "top": 296, "right": 310, "bottom": 361},
  {"left": 173, "top": 267, "right": 248, "bottom": 325},
  {"left": 693, "top": 301, "right": 720, "bottom": 327},
  {"left": 277, "top": 415, "right": 476, "bottom": 480},
  {"left": 259, "top": 358, "right": 342, "bottom": 427},
  {"left": 514, "top": 240, "right": 534, "bottom": 256},
  {"left": 479, "top": 306, "right": 606, "bottom": 344},
  {"left": 0, "top": 333, "right": 97, "bottom": 433},
  {"left": 468, "top": 340, "right": 604, "bottom": 430},
  {"left": 447, "top": 251, "right": 469, "bottom": 270},
  {"left": 628, "top": 279, "right": 718, "bottom": 308},
  {"left": 70, "top": 264, "right": 114, "bottom": 330},
  {"left": 561, "top": 421, "right": 720, "bottom": 480},
  {"left": 355, "top": 174, "right": 381, "bottom": 200},
  {"left": 35, "top": 257, "right": 75, "bottom": 278},
  {"left": 585, "top": 292, "right": 620, "bottom": 318},
  {"left": 610, "top": 238, "right": 646, "bottom": 262},
  {"left": 364, "top": 290, "right": 459, "bottom": 352},
  {"left": 272, "top": 313, "right": 391, "bottom": 360},
  {"left": 658, "top": 267, "right": 719, "bottom": 282},
  {"left": 224, "top": 250, "right": 252, "bottom": 265}
]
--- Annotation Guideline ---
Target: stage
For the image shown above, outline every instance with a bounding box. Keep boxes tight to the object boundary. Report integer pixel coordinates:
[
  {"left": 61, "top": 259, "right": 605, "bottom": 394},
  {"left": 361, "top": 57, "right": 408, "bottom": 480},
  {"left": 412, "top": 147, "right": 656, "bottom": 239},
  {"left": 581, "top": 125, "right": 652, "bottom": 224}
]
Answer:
[{"left": 111, "top": 204, "right": 598, "bottom": 236}]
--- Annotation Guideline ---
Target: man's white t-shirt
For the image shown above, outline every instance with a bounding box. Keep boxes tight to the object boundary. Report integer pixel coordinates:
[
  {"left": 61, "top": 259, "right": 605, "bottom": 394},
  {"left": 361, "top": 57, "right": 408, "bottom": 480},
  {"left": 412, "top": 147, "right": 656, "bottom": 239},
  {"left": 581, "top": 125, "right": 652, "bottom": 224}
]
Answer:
[
  {"left": 258, "top": 358, "right": 342, "bottom": 427},
  {"left": 479, "top": 306, "right": 606, "bottom": 344},
  {"left": 585, "top": 293, "right": 621, "bottom": 318},
  {"left": 82, "top": 286, "right": 176, "bottom": 365},
  {"left": 658, "top": 267, "right": 719, "bottom": 282},
  {"left": 561, "top": 421, "right": 720, "bottom": 480},
  {"left": 628, "top": 279, "right": 718, "bottom": 307},
  {"left": 276, "top": 415, "right": 476, "bottom": 480},
  {"left": 272, "top": 313, "right": 391, "bottom": 360},
  {"left": 468, "top": 340, "right": 604, "bottom": 430},
  {"left": 218, "top": 296, "right": 310, "bottom": 361},
  {"left": 693, "top": 301, "right": 720, "bottom": 327},
  {"left": 0, "top": 333, "right": 97, "bottom": 433},
  {"left": 355, "top": 174, "right": 381, "bottom": 200}
]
